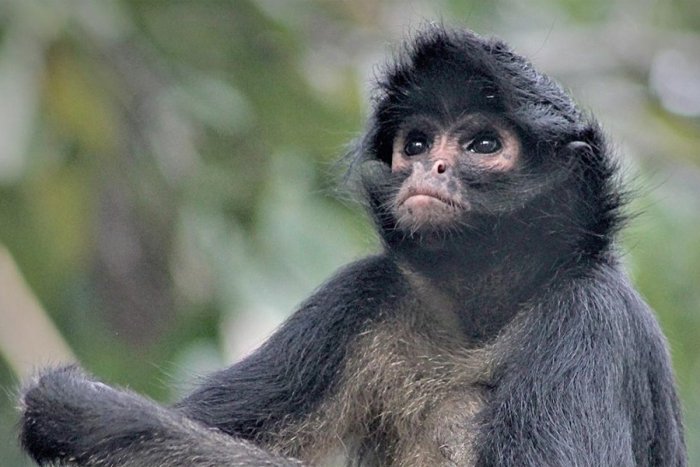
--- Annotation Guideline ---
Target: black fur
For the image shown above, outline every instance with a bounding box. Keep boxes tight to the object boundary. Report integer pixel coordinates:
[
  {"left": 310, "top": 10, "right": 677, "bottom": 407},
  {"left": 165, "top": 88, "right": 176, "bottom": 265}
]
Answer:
[{"left": 18, "top": 26, "right": 686, "bottom": 467}]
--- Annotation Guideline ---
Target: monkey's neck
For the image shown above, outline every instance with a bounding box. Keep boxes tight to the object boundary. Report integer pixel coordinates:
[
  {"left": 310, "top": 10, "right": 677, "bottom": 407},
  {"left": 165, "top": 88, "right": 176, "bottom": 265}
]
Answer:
[{"left": 392, "top": 219, "right": 574, "bottom": 342}]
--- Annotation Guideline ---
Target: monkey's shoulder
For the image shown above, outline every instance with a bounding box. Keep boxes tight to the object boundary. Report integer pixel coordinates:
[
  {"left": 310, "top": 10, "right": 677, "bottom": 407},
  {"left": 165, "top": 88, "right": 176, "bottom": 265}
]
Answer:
[{"left": 293, "top": 254, "right": 402, "bottom": 313}]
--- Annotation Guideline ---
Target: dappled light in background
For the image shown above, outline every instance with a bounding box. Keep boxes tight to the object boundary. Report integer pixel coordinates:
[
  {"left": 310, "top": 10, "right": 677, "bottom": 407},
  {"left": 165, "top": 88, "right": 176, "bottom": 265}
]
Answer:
[
  {"left": 650, "top": 48, "right": 700, "bottom": 117},
  {"left": 0, "top": 0, "right": 699, "bottom": 465}
]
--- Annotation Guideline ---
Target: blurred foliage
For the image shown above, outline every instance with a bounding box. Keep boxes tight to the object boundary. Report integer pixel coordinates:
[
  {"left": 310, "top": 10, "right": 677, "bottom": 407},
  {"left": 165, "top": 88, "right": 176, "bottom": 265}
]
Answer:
[{"left": 0, "top": 1, "right": 699, "bottom": 466}]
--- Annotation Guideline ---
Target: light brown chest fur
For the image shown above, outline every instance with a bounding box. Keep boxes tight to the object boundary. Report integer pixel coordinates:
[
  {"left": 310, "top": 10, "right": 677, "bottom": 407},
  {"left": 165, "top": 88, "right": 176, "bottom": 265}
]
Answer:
[{"left": 268, "top": 313, "right": 495, "bottom": 467}]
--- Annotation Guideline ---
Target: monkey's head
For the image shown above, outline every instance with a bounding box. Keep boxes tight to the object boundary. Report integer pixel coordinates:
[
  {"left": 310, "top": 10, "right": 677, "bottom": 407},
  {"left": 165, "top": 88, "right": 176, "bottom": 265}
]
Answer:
[{"left": 352, "top": 26, "right": 623, "bottom": 256}]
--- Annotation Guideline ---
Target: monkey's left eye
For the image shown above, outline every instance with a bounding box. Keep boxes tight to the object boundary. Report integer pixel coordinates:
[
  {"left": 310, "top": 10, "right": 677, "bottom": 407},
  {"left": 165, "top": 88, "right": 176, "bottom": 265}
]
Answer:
[
  {"left": 465, "top": 135, "right": 502, "bottom": 154},
  {"left": 404, "top": 134, "right": 430, "bottom": 156}
]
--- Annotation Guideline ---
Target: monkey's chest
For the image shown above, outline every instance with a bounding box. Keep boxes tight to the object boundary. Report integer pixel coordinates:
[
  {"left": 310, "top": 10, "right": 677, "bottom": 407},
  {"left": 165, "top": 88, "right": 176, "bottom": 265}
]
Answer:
[{"left": 278, "top": 320, "right": 493, "bottom": 466}]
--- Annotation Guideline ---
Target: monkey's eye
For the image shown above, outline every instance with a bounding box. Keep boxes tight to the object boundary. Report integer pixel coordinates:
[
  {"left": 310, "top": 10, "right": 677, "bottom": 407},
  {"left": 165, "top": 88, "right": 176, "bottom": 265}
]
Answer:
[
  {"left": 404, "top": 133, "right": 431, "bottom": 156},
  {"left": 464, "top": 135, "right": 502, "bottom": 154}
]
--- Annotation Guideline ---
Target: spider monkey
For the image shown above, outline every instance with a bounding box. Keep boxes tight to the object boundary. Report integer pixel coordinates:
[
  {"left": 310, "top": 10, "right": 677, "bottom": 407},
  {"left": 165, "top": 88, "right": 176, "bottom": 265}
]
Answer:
[{"left": 19, "top": 26, "right": 686, "bottom": 467}]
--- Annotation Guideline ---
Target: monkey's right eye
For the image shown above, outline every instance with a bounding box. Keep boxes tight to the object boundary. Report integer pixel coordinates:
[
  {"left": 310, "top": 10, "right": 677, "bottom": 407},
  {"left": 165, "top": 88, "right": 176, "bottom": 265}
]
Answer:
[{"left": 404, "top": 134, "right": 430, "bottom": 156}]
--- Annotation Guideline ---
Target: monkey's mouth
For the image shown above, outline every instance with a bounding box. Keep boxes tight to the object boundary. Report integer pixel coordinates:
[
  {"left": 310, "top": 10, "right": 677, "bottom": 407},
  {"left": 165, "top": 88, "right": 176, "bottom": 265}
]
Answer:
[
  {"left": 398, "top": 188, "right": 465, "bottom": 210},
  {"left": 394, "top": 187, "right": 467, "bottom": 232}
]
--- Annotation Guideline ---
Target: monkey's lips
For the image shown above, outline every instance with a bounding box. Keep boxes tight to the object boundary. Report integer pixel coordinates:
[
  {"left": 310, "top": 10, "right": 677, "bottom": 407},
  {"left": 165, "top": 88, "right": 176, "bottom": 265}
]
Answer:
[
  {"left": 395, "top": 188, "right": 466, "bottom": 232},
  {"left": 398, "top": 189, "right": 464, "bottom": 210}
]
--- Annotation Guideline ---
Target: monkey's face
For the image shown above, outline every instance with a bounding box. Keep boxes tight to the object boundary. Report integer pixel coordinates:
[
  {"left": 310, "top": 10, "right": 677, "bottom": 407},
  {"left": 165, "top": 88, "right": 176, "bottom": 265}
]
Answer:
[{"left": 389, "top": 114, "right": 522, "bottom": 234}]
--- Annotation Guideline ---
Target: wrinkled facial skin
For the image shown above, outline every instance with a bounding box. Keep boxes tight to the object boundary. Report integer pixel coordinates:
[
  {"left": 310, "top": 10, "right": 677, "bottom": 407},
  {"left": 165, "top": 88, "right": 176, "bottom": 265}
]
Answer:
[{"left": 390, "top": 114, "right": 521, "bottom": 234}]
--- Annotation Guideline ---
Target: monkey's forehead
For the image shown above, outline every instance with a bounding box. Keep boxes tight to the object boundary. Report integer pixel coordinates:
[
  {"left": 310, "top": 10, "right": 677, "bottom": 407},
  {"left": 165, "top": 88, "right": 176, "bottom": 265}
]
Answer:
[
  {"left": 380, "top": 75, "right": 505, "bottom": 122},
  {"left": 393, "top": 113, "right": 514, "bottom": 136}
]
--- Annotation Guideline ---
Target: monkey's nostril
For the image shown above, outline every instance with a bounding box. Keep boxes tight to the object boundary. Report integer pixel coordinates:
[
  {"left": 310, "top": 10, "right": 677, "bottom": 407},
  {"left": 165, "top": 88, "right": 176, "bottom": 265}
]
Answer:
[{"left": 435, "top": 160, "right": 447, "bottom": 174}]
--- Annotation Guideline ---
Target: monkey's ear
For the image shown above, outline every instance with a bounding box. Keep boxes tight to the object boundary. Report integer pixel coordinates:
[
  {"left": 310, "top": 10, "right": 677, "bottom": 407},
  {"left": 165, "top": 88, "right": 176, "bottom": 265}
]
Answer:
[
  {"left": 542, "top": 140, "right": 597, "bottom": 184},
  {"left": 558, "top": 140, "right": 597, "bottom": 169},
  {"left": 563, "top": 141, "right": 593, "bottom": 154}
]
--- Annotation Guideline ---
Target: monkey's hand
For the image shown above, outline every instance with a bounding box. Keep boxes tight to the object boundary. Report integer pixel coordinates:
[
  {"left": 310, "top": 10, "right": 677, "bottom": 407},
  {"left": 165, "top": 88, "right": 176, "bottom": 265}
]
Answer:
[
  {"left": 20, "top": 365, "right": 118, "bottom": 464},
  {"left": 19, "top": 365, "right": 303, "bottom": 467}
]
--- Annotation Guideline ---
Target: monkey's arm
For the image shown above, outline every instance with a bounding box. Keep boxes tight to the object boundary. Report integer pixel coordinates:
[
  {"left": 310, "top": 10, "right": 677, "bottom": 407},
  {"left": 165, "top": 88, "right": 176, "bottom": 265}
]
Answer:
[
  {"left": 18, "top": 255, "right": 399, "bottom": 466},
  {"left": 476, "top": 264, "right": 686, "bottom": 467},
  {"left": 20, "top": 366, "right": 302, "bottom": 467},
  {"left": 173, "top": 254, "right": 401, "bottom": 439}
]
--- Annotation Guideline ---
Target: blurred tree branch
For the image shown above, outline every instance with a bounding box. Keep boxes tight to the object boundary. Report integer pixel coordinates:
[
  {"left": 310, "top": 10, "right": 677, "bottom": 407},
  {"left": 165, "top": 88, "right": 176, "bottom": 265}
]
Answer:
[{"left": 0, "top": 245, "right": 74, "bottom": 380}]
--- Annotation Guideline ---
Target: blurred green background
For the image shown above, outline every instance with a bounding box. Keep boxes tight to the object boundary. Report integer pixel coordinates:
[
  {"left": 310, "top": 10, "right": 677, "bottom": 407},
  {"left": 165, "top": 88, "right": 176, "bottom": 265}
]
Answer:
[{"left": 0, "top": 0, "right": 699, "bottom": 465}]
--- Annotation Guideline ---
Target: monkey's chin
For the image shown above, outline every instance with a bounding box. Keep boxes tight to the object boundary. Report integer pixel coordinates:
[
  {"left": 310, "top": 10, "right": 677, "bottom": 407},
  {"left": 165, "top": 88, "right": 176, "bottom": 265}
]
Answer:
[{"left": 395, "top": 195, "right": 464, "bottom": 234}]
